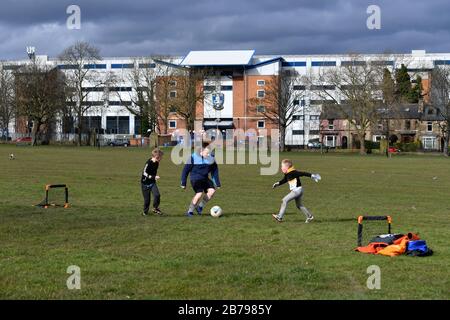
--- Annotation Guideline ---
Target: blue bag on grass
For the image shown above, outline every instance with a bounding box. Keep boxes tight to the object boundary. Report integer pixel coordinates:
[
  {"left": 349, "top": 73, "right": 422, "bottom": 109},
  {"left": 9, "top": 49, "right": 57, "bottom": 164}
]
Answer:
[{"left": 406, "top": 240, "right": 433, "bottom": 257}]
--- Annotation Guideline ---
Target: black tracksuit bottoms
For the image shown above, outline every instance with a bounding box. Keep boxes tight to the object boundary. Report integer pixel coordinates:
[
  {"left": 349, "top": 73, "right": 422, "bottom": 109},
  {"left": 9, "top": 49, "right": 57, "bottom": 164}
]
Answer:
[{"left": 141, "top": 183, "right": 160, "bottom": 213}]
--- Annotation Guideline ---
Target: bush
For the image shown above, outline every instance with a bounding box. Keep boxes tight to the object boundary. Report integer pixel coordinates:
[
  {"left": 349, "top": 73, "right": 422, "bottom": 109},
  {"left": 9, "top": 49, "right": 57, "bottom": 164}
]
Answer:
[
  {"left": 394, "top": 141, "right": 421, "bottom": 152},
  {"left": 364, "top": 140, "right": 380, "bottom": 154}
]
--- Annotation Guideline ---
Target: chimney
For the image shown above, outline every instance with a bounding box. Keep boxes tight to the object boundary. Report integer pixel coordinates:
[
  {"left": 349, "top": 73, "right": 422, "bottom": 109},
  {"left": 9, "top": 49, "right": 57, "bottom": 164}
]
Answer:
[{"left": 418, "top": 99, "right": 424, "bottom": 113}]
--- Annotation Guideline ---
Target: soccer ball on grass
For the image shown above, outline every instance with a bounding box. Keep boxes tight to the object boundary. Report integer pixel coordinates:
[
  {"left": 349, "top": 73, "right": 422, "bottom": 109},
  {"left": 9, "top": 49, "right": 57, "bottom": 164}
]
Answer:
[{"left": 210, "top": 206, "right": 223, "bottom": 218}]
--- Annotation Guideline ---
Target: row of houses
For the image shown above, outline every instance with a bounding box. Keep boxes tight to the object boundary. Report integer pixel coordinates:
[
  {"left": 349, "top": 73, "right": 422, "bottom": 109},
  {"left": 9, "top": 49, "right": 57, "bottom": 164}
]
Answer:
[
  {"left": 1, "top": 49, "right": 448, "bottom": 151},
  {"left": 320, "top": 101, "right": 446, "bottom": 151}
]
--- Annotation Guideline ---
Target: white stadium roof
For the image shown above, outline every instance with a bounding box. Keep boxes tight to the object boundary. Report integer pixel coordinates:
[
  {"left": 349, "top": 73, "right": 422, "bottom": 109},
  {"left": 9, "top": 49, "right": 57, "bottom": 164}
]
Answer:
[{"left": 180, "top": 50, "right": 255, "bottom": 66}]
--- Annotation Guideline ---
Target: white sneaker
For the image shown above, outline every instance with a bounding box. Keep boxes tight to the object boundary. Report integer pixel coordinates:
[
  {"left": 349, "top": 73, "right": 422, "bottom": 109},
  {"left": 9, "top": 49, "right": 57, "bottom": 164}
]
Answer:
[
  {"left": 305, "top": 216, "right": 314, "bottom": 223},
  {"left": 272, "top": 214, "right": 283, "bottom": 223}
]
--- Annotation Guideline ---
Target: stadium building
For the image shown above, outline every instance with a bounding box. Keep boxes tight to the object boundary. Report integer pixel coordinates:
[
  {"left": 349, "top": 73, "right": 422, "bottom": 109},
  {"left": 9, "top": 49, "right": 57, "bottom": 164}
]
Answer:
[{"left": 1, "top": 49, "right": 448, "bottom": 148}]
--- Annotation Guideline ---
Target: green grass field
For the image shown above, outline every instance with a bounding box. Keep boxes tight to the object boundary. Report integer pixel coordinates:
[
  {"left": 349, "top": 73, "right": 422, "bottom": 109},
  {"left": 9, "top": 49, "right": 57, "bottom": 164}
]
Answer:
[{"left": 0, "top": 145, "right": 449, "bottom": 299}]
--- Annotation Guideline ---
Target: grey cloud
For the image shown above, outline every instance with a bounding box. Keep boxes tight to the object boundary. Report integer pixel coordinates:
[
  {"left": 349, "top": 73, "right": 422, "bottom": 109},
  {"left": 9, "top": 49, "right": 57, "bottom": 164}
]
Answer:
[{"left": 0, "top": 0, "right": 450, "bottom": 60}]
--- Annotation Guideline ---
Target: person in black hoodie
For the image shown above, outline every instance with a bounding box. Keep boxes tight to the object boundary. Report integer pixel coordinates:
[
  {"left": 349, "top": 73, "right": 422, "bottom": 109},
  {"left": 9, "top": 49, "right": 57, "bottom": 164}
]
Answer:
[
  {"left": 141, "top": 148, "right": 164, "bottom": 216},
  {"left": 272, "top": 159, "right": 321, "bottom": 223}
]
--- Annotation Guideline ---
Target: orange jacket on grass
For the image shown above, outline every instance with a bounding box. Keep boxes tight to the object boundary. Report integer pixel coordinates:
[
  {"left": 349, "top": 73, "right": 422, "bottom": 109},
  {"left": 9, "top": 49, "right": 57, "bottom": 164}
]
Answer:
[
  {"left": 377, "top": 233, "right": 421, "bottom": 257},
  {"left": 356, "top": 233, "right": 420, "bottom": 256},
  {"left": 355, "top": 242, "right": 389, "bottom": 254}
]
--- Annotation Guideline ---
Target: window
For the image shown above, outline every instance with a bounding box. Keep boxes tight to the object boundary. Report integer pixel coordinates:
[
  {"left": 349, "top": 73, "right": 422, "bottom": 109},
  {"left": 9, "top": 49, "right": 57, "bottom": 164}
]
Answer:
[
  {"left": 293, "top": 115, "right": 304, "bottom": 121},
  {"left": 109, "top": 100, "right": 132, "bottom": 106},
  {"left": 310, "top": 115, "right": 320, "bottom": 120},
  {"left": 292, "top": 130, "right": 305, "bottom": 135},
  {"left": 169, "top": 91, "right": 177, "bottom": 98},
  {"left": 434, "top": 60, "right": 450, "bottom": 66},
  {"left": 257, "top": 105, "right": 266, "bottom": 113},
  {"left": 405, "top": 120, "right": 411, "bottom": 130},
  {"left": 341, "top": 61, "right": 366, "bottom": 67},
  {"left": 118, "top": 116, "right": 130, "bottom": 134},
  {"left": 257, "top": 120, "right": 265, "bottom": 129},
  {"left": 427, "top": 122, "right": 433, "bottom": 132},
  {"left": 293, "top": 85, "right": 306, "bottom": 91},
  {"left": 106, "top": 116, "right": 129, "bottom": 134},
  {"left": 311, "top": 61, "right": 336, "bottom": 67},
  {"left": 328, "top": 120, "right": 334, "bottom": 130},
  {"left": 257, "top": 80, "right": 265, "bottom": 86},
  {"left": 80, "top": 116, "right": 102, "bottom": 134},
  {"left": 325, "top": 135, "right": 336, "bottom": 147},
  {"left": 82, "top": 87, "right": 104, "bottom": 92},
  {"left": 111, "top": 63, "right": 134, "bottom": 69},
  {"left": 422, "top": 137, "right": 436, "bottom": 150},
  {"left": 134, "top": 116, "right": 142, "bottom": 135},
  {"left": 372, "top": 61, "right": 394, "bottom": 66},
  {"left": 282, "top": 61, "right": 307, "bottom": 67},
  {"left": 109, "top": 87, "right": 132, "bottom": 92},
  {"left": 169, "top": 80, "right": 177, "bottom": 87},
  {"left": 310, "top": 85, "right": 335, "bottom": 90},
  {"left": 309, "top": 130, "right": 320, "bottom": 135},
  {"left": 293, "top": 100, "right": 300, "bottom": 106},
  {"left": 83, "top": 64, "right": 107, "bottom": 69},
  {"left": 221, "top": 85, "right": 233, "bottom": 91},
  {"left": 169, "top": 120, "right": 177, "bottom": 129},
  {"left": 57, "top": 64, "right": 78, "bottom": 70},
  {"left": 257, "top": 90, "right": 265, "bottom": 98},
  {"left": 203, "top": 86, "right": 216, "bottom": 92},
  {"left": 138, "top": 63, "right": 156, "bottom": 69}
]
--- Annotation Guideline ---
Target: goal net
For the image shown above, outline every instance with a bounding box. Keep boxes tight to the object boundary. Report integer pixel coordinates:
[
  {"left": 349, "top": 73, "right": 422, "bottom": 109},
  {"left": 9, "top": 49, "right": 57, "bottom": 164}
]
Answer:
[
  {"left": 36, "top": 184, "right": 69, "bottom": 209},
  {"left": 357, "top": 216, "right": 392, "bottom": 246}
]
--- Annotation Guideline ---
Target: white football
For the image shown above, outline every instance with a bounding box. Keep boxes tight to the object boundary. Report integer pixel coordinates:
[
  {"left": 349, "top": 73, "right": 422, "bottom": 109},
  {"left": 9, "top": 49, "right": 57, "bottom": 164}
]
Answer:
[{"left": 210, "top": 205, "right": 223, "bottom": 218}]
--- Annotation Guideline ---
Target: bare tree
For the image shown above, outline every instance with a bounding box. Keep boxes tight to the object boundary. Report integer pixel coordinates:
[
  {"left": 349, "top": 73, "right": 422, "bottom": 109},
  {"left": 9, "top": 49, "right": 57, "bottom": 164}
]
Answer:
[
  {"left": 173, "top": 68, "right": 208, "bottom": 132},
  {"left": 249, "top": 69, "right": 306, "bottom": 151},
  {"left": 59, "top": 41, "right": 106, "bottom": 146},
  {"left": 15, "top": 63, "right": 66, "bottom": 146},
  {"left": 0, "top": 65, "right": 15, "bottom": 141},
  {"left": 430, "top": 66, "right": 450, "bottom": 156},
  {"left": 154, "top": 61, "right": 180, "bottom": 134},
  {"left": 311, "top": 55, "right": 387, "bottom": 154}
]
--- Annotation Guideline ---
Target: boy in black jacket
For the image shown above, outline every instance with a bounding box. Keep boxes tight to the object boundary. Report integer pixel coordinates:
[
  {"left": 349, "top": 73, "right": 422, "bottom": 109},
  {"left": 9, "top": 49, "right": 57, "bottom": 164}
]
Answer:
[
  {"left": 141, "top": 148, "right": 164, "bottom": 216},
  {"left": 272, "top": 159, "right": 321, "bottom": 223}
]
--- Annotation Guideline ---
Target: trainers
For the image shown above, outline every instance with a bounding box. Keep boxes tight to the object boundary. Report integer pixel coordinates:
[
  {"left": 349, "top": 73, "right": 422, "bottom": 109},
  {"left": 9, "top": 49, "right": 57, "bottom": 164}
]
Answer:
[
  {"left": 153, "top": 208, "right": 163, "bottom": 215},
  {"left": 305, "top": 216, "right": 314, "bottom": 223},
  {"left": 185, "top": 212, "right": 194, "bottom": 218},
  {"left": 195, "top": 206, "right": 203, "bottom": 215},
  {"left": 272, "top": 214, "right": 283, "bottom": 223},
  {"left": 142, "top": 211, "right": 148, "bottom": 216}
]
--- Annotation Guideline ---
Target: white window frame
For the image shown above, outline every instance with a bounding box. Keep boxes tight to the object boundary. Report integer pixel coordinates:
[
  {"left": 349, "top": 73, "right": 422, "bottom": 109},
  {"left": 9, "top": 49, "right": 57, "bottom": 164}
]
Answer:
[
  {"left": 169, "top": 80, "right": 177, "bottom": 87},
  {"left": 169, "top": 90, "right": 177, "bottom": 98},
  {"left": 257, "top": 80, "right": 265, "bottom": 86},
  {"left": 257, "top": 90, "right": 265, "bottom": 99},
  {"left": 325, "top": 135, "right": 336, "bottom": 147},
  {"left": 328, "top": 120, "right": 334, "bottom": 130},
  {"left": 422, "top": 137, "right": 435, "bottom": 150},
  {"left": 168, "top": 120, "right": 177, "bottom": 129},
  {"left": 257, "top": 120, "right": 265, "bottom": 129}
]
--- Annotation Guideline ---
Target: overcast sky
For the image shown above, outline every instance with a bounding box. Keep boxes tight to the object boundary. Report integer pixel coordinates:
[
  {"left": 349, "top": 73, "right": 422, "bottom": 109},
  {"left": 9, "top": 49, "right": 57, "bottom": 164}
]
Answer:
[{"left": 1, "top": 0, "right": 450, "bottom": 60}]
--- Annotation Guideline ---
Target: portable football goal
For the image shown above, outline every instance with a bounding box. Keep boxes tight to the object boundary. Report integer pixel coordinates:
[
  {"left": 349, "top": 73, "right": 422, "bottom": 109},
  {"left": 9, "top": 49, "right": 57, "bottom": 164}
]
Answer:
[
  {"left": 357, "top": 215, "right": 392, "bottom": 246},
  {"left": 36, "top": 184, "right": 70, "bottom": 209}
]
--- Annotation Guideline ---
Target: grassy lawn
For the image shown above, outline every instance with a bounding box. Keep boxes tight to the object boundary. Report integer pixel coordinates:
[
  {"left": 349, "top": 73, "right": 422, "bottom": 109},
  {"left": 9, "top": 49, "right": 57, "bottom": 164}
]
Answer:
[{"left": 0, "top": 145, "right": 449, "bottom": 299}]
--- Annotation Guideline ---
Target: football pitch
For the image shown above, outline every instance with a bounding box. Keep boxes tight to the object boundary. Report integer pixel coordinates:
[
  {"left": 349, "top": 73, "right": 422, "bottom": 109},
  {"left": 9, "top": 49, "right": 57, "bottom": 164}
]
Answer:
[{"left": 0, "top": 145, "right": 449, "bottom": 299}]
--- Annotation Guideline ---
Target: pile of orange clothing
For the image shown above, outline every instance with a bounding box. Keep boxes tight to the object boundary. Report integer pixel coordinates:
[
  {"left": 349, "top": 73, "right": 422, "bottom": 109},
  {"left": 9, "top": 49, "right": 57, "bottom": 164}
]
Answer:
[{"left": 355, "top": 233, "right": 420, "bottom": 256}]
